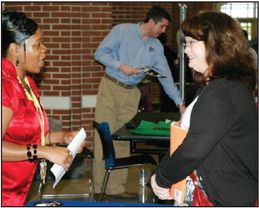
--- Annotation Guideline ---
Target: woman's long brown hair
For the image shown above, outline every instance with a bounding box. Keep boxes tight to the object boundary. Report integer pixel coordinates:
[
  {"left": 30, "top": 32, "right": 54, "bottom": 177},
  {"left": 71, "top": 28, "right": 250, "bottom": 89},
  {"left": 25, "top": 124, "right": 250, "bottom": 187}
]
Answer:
[{"left": 181, "top": 11, "right": 256, "bottom": 91}]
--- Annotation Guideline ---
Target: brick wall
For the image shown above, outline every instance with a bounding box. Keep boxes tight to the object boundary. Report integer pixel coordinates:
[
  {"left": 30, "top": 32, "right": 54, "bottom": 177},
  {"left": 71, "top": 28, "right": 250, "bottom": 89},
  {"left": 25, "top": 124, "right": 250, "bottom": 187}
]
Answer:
[
  {"left": 2, "top": 2, "right": 213, "bottom": 150},
  {"left": 3, "top": 2, "right": 112, "bottom": 150},
  {"left": 112, "top": 2, "right": 174, "bottom": 46}
]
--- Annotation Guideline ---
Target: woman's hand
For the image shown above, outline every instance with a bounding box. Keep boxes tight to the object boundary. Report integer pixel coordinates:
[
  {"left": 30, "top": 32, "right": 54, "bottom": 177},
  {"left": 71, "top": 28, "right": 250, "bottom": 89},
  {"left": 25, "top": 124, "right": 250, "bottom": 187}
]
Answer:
[
  {"left": 151, "top": 174, "right": 173, "bottom": 200},
  {"left": 41, "top": 146, "right": 73, "bottom": 171},
  {"left": 62, "top": 131, "right": 78, "bottom": 144},
  {"left": 62, "top": 131, "right": 87, "bottom": 154},
  {"left": 178, "top": 104, "right": 186, "bottom": 116},
  {"left": 76, "top": 139, "right": 87, "bottom": 154}
]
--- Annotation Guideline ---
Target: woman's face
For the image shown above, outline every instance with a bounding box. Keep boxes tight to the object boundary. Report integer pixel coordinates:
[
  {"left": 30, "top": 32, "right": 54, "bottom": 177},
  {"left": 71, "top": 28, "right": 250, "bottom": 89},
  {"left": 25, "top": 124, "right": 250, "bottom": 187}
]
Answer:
[
  {"left": 19, "top": 27, "right": 47, "bottom": 74},
  {"left": 184, "top": 36, "right": 208, "bottom": 76}
]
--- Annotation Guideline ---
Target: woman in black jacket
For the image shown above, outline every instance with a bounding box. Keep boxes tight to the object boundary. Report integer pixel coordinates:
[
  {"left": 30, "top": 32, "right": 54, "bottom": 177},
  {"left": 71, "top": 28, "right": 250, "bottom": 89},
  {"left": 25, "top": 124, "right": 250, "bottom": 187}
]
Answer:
[{"left": 151, "top": 11, "right": 257, "bottom": 206}]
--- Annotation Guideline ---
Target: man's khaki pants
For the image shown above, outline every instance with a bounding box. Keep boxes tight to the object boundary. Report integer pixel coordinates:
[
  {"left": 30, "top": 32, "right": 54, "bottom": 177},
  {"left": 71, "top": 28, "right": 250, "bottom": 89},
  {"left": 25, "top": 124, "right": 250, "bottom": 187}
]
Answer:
[{"left": 93, "top": 76, "right": 141, "bottom": 195}]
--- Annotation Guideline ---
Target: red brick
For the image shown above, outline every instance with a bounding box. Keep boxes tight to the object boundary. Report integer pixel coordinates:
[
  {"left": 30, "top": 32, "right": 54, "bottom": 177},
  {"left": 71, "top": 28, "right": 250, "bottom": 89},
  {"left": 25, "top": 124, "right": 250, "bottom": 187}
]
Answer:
[
  {"left": 43, "top": 19, "right": 60, "bottom": 24},
  {"left": 33, "top": 12, "right": 50, "bottom": 18},
  {"left": 24, "top": 6, "right": 41, "bottom": 11}
]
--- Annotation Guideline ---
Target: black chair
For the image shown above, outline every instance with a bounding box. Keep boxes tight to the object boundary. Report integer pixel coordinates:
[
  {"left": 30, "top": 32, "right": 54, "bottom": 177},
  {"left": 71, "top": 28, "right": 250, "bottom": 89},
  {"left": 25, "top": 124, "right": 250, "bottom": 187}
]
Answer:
[{"left": 92, "top": 121, "right": 157, "bottom": 201}]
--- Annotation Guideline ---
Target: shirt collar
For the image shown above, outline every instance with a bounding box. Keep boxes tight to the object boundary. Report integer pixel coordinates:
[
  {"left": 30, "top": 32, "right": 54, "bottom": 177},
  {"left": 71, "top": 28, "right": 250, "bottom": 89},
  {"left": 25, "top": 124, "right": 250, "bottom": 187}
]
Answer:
[{"left": 137, "top": 22, "right": 143, "bottom": 38}]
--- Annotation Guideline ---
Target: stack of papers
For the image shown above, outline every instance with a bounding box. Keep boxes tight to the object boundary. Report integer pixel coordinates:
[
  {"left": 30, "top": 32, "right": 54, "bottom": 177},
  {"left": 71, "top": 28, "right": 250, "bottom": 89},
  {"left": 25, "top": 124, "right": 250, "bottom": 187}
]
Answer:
[
  {"left": 136, "top": 66, "right": 167, "bottom": 78},
  {"left": 50, "top": 128, "right": 86, "bottom": 188}
]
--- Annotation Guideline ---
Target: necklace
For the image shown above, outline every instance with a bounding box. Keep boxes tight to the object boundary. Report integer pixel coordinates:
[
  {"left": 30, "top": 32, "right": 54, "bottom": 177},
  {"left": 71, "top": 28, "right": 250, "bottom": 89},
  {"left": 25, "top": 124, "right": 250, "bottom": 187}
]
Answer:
[
  {"left": 24, "top": 82, "right": 32, "bottom": 95},
  {"left": 18, "top": 76, "right": 46, "bottom": 146}
]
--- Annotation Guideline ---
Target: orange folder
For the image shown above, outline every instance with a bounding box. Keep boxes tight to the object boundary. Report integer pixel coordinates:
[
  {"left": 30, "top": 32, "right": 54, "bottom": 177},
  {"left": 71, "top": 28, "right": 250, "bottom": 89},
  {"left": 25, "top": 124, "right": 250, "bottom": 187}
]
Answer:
[{"left": 170, "top": 121, "right": 188, "bottom": 204}]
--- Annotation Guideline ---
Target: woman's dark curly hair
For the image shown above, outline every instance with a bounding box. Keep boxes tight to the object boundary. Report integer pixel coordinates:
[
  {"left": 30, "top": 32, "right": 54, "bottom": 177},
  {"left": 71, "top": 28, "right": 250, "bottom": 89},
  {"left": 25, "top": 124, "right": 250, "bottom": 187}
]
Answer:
[
  {"left": 2, "top": 10, "right": 38, "bottom": 58},
  {"left": 181, "top": 11, "right": 256, "bottom": 91}
]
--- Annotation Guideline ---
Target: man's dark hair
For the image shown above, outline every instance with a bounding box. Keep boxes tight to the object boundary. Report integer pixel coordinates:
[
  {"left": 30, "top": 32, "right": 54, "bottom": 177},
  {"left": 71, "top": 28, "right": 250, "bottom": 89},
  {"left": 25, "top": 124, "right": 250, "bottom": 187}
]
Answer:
[{"left": 144, "top": 6, "right": 171, "bottom": 23}]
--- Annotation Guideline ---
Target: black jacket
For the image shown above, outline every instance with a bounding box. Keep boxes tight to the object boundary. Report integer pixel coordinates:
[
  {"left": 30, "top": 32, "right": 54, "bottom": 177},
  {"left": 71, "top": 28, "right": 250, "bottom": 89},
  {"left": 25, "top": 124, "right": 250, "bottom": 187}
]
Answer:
[{"left": 155, "top": 78, "right": 258, "bottom": 206}]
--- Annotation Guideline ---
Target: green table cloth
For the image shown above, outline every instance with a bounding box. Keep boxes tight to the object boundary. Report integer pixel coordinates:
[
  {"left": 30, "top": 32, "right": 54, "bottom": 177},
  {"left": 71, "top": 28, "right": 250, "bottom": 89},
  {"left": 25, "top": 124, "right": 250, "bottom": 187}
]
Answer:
[{"left": 129, "top": 120, "right": 174, "bottom": 136}]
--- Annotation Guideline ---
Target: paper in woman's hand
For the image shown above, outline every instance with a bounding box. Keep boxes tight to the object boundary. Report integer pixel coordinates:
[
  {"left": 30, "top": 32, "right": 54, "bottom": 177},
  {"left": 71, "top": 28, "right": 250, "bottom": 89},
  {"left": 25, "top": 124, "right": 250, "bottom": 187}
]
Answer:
[
  {"left": 136, "top": 65, "right": 167, "bottom": 78},
  {"left": 50, "top": 128, "right": 86, "bottom": 188}
]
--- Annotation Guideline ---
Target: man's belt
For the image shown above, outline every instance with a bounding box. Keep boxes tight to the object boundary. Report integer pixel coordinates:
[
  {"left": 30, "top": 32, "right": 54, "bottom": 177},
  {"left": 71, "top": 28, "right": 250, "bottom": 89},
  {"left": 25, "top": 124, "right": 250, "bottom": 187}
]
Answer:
[{"left": 104, "top": 73, "right": 137, "bottom": 89}]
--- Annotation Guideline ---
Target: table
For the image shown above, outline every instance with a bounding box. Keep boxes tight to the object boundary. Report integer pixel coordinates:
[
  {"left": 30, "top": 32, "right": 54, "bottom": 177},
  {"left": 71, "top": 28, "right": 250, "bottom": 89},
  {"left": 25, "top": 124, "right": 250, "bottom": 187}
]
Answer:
[
  {"left": 112, "top": 112, "right": 180, "bottom": 161},
  {"left": 112, "top": 125, "right": 169, "bottom": 159}
]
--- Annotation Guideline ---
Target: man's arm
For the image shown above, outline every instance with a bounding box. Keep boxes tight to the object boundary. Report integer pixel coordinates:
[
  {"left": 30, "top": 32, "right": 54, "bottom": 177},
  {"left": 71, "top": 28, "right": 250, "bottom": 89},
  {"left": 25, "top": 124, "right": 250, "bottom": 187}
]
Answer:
[
  {"left": 155, "top": 49, "right": 186, "bottom": 113},
  {"left": 94, "top": 25, "right": 122, "bottom": 70},
  {"left": 94, "top": 24, "right": 138, "bottom": 76}
]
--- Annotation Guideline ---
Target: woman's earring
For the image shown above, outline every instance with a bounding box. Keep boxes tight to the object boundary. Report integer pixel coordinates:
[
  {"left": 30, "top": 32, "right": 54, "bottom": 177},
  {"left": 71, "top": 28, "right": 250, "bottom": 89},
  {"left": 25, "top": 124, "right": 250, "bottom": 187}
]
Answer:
[{"left": 15, "top": 59, "right": 19, "bottom": 67}]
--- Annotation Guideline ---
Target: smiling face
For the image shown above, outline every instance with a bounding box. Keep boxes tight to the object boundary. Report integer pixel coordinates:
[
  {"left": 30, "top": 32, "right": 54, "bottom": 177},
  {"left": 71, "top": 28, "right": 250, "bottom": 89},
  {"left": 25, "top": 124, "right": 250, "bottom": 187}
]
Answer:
[
  {"left": 184, "top": 36, "right": 208, "bottom": 76},
  {"left": 19, "top": 27, "right": 47, "bottom": 74},
  {"left": 149, "top": 18, "right": 169, "bottom": 38}
]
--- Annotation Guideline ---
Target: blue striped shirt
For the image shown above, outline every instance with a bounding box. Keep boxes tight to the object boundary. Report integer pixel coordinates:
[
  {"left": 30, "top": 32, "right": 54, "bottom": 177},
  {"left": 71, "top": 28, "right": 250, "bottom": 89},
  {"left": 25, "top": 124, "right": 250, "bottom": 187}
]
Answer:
[{"left": 94, "top": 23, "right": 183, "bottom": 106}]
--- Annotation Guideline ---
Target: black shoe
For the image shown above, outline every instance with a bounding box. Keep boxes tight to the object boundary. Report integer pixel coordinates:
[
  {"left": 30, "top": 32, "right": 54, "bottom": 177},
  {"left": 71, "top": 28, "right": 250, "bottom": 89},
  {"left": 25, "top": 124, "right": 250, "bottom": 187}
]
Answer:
[
  {"left": 94, "top": 193, "right": 110, "bottom": 202},
  {"left": 109, "top": 192, "right": 138, "bottom": 198}
]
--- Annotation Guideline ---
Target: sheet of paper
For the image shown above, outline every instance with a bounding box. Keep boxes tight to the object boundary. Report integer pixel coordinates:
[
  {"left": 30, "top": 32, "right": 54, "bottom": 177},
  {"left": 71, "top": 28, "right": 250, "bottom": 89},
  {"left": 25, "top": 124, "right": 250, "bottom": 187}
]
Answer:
[{"left": 50, "top": 128, "right": 86, "bottom": 188}]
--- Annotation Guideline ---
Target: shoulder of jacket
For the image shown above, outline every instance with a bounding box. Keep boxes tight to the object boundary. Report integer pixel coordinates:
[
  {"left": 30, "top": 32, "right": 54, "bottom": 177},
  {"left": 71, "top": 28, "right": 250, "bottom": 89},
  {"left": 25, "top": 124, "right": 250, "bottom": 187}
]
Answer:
[
  {"left": 208, "top": 78, "right": 230, "bottom": 88},
  {"left": 200, "top": 79, "right": 231, "bottom": 97}
]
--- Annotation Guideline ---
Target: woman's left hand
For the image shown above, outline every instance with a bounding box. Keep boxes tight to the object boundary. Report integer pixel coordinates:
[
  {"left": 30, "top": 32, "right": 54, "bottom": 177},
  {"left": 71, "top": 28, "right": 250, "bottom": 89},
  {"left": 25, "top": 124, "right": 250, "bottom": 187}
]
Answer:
[
  {"left": 151, "top": 174, "right": 173, "bottom": 200},
  {"left": 62, "top": 131, "right": 78, "bottom": 144},
  {"left": 63, "top": 131, "right": 87, "bottom": 153}
]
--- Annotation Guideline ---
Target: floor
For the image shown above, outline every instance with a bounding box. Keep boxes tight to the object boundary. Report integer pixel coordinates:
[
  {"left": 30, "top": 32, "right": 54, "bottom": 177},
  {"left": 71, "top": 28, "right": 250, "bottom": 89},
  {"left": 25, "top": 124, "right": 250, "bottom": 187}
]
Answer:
[
  {"left": 26, "top": 110, "right": 179, "bottom": 206},
  {"left": 26, "top": 157, "right": 174, "bottom": 205}
]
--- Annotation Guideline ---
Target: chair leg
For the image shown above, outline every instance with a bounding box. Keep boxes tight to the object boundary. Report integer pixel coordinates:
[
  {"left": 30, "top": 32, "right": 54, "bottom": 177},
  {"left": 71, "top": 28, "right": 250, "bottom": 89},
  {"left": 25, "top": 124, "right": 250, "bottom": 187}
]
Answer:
[
  {"left": 86, "top": 158, "right": 95, "bottom": 201},
  {"left": 98, "top": 169, "right": 111, "bottom": 202}
]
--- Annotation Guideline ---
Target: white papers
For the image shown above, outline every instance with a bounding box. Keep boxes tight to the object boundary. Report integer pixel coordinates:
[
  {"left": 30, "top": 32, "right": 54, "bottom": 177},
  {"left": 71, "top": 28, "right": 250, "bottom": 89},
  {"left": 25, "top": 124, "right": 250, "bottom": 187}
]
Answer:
[
  {"left": 136, "top": 65, "right": 167, "bottom": 78},
  {"left": 50, "top": 128, "right": 86, "bottom": 188}
]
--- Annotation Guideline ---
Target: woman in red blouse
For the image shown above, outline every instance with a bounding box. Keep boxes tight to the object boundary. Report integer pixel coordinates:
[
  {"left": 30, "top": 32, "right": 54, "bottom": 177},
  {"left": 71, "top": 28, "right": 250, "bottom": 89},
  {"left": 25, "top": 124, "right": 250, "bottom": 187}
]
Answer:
[{"left": 1, "top": 10, "right": 86, "bottom": 206}]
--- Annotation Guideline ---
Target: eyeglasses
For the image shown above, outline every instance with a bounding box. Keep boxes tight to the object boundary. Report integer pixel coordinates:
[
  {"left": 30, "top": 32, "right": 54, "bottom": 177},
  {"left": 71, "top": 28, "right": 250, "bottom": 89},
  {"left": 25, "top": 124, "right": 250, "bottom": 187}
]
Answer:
[{"left": 183, "top": 40, "right": 200, "bottom": 49}]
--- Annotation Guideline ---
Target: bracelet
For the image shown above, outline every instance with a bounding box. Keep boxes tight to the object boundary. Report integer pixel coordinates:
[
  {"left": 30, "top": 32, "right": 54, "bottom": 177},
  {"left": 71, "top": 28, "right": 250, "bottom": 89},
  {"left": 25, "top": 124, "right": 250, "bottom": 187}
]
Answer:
[
  {"left": 49, "top": 130, "right": 52, "bottom": 146},
  {"left": 27, "top": 144, "right": 38, "bottom": 162}
]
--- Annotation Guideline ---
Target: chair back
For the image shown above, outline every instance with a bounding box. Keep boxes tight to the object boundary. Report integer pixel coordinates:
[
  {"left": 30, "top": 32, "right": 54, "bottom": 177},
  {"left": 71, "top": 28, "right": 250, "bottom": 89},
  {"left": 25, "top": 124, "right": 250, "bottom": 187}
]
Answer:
[{"left": 92, "top": 121, "right": 116, "bottom": 169}]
